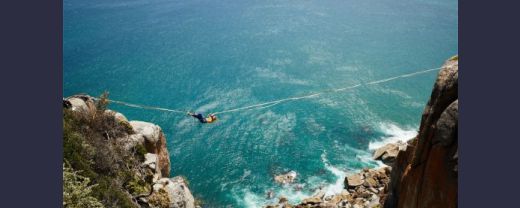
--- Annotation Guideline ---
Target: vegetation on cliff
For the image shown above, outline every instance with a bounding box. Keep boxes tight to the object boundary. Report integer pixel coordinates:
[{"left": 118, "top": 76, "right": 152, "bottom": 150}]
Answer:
[{"left": 63, "top": 93, "right": 150, "bottom": 207}]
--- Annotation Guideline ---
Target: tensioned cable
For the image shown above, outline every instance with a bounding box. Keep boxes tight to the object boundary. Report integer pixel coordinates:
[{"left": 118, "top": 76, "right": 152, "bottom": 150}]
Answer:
[{"left": 99, "top": 66, "right": 442, "bottom": 115}]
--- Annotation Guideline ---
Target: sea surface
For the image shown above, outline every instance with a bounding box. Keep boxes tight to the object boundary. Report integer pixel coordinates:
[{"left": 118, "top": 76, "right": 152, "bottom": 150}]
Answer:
[{"left": 63, "top": 0, "right": 458, "bottom": 207}]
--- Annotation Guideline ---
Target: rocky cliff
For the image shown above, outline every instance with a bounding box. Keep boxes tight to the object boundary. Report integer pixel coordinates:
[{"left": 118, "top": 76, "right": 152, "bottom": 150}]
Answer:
[
  {"left": 267, "top": 56, "right": 458, "bottom": 208},
  {"left": 63, "top": 94, "right": 196, "bottom": 208},
  {"left": 384, "top": 56, "right": 458, "bottom": 208}
]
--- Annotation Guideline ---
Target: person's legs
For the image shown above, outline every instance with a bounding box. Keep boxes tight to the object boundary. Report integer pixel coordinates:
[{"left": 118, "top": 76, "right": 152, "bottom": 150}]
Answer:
[{"left": 191, "top": 113, "right": 207, "bottom": 123}]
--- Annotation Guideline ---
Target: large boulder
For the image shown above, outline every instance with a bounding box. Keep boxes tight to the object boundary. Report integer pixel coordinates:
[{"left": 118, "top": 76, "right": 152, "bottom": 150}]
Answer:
[
  {"left": 301, "top": 197, "right": 322, "bottom": 205},
  {"left": 67, "top": 98, "right": 88, "bottom": 111},
  {"left": 151, "top": 177, "right": 195, "bottom": 208},
  {"left": 130, "top": 121, "right": 171, "bottom": 178},
  {"left": 373, "top": 141, "right": 407, "bottom": 165},
  {"left": 105, "top": 109, "right": 128, "bottom": 123},
  {"left": 63, "top": 95, "right": 96, "bottom": 112},
  {"left": 345, "top": 174, "right": 364, "bottom": 189},
  {"left": 130, "top": 121, "right": 162, "bottom": 144}
]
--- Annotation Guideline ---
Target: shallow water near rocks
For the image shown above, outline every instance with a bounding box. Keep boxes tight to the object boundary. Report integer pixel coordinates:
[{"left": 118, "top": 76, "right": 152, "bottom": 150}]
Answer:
[{"left": 64, "top": 0, "right": 457, "bottom": 207}]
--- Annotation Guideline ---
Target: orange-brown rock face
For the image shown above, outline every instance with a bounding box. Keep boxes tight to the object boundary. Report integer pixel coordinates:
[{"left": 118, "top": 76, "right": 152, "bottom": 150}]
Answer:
[
  {"left": 129, "top": 120, "right": 171, "bottom": 178},
  {"left": 385, "top": 56, "right": 458, "bottom": 208},
  {"left": 154, "top": 132, "right": 171, "bottom": 177}
]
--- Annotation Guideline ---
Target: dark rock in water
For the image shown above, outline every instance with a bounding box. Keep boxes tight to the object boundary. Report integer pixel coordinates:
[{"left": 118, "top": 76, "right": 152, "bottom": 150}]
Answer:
[
  {"left": 274, "top": 170, "right": 297, "bottom": 185},
  {"left": 294, "top": 184, "right": 304, "bottom": 191},
  {"left": 279, "top": 196, "right": 288, "bottom": 204},
  {"left": 266, "top": 190, "right": 274, "bottom": 199}
]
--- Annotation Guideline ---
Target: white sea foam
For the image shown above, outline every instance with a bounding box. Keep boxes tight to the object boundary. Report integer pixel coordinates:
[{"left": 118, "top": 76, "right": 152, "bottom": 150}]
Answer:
[
  {"left": 241, "top": 169, "right": 252, "bottom": 180},
  {"left": 232, "top": 187, "right": 311, "bottom": 208},
  {"left": 276, "top": 188, "right": 312, "bottom": 205},
  {"left": 368, "top": 122, "right": 417, "bottom": 151},
  {"left": 241, "top": 190, "right": 265, "bottom": 208},
  {"left": 267, "top": 57, "right": 293, "bottom": 66},
  {"left": 305, "top": 118, "right": 326, "bottom": 136},
  {"left": 335, "top": 65, "right": 360, "bottom": 72},
  {"left": 254, "top": 67, "right": 309, "bottom": 86},
  {"left": 320, "top": 153, "right": 347, "bottom": 196},
  {"left": 235, "top": 149, "right": 382, "bottom": 207},
  {"left": 375, "top": 88, "right": 412, "bottom": 99}
]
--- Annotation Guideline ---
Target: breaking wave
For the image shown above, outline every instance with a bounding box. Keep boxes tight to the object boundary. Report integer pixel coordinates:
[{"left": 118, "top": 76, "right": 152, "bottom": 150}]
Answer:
[{"left": 368, "top": 122, "right": 417, "bottom": 151}]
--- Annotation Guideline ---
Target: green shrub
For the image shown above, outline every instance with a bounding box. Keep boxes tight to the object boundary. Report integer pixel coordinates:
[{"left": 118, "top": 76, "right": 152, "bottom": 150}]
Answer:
[
  {"left": 63, "top": 92, "right": 148, "bottom": 208},
  {"left": 125, "top": 174, "right": 151, "bottom": 195},
  {"left": 132, "top": 144, "right": 147, "bottom": 161},
  {"left": 63, "top": 163, "right": 104, "bottom": 208},
  {"left": 148, "top": 189, "right": 170, "bottom": 208}
]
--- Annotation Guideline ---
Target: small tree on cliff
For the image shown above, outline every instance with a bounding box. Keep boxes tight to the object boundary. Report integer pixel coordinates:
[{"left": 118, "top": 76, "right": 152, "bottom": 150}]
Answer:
[{"left": 63, "top": 162, "right": 104, "bottom": 208}]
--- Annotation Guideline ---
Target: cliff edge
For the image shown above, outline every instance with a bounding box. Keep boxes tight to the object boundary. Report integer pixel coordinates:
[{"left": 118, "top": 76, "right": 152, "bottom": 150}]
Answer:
[
  {"left": 384, "top": 55, "right": 458, "bottom": 208},
  {"left": 267, "top": 55, "right": 458, "bottom": 208},
  {"left": 63, "top": 94, "right": 196, "bottom": 208}
]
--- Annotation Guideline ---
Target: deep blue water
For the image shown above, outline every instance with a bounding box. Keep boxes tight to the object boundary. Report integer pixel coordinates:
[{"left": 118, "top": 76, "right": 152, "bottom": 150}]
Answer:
[{"left": 64, "top": 0, "right": 457, "bottom": 207}]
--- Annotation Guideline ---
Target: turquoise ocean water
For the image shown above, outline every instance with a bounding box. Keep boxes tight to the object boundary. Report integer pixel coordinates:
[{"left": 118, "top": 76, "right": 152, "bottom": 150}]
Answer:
[{"left": 64, "top": 0, "right": 457, "bottom": 207}]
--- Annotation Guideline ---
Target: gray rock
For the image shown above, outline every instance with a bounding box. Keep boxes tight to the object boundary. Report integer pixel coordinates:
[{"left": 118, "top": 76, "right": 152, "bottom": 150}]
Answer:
[
  {"left": 345, "top": 174, "right": 364, "bottom": 188},
  {"left": 119, "top": 133, "right": 146, "bottom": 151},
  {"left": 130, "top": 121, "right": 161, "bottom": 143},
  {"left": 152, "top": 176, "right": 195, "bottom": 208},
  {"left": 312, "top": 188, "right": 326, "bottom": 199},
  {"left": 274, "top": 171, "right": 297, "bottom": 185},
  {"left": 67, "top": 98, "right": 88, "bottom": 112},
  {"left": 302, "top": 197, "right": 322, "bottom": 204},
  {"left": 373, "top": 142, "right": 406, "bottom": 165},
  {"left": 433, "top": 100, "right": 458, "bottom": 146},
  {"left": 105, "top": 109, "right": 128, "bottom": 123},
  {"left": 144, "top": 153, "right": 158, "bottom": 171},
  {"left": 363, "top": 177, "right": 378, "bottom": 188},
  {"left": 368, "top": 187, "right": 379, "bottom": 194}
]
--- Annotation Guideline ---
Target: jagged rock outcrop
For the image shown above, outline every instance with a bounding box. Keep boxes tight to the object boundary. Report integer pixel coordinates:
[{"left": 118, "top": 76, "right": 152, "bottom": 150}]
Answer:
[
  {"left": 151, "top": 177, "right": 195, "bottom": 208},
  {"left": 63, "top": 94, "right": 96, "bottom": 112},
  {"left": 384, "top": 56, "right": 458, "bottom": 208},
  {"left": 129, "top": 121, "right": 171, "bottom": 178},
  {"left": 64, "top": 94, "right": 196, "bottom": 208},
  {"left": 373, "top": 141, "right": 407, "bottom": 166}
]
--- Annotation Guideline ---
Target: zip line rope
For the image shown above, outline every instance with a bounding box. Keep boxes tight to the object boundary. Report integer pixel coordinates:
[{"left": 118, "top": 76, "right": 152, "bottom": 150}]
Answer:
[{"left": 100, "top": 66, "right": 442, "bottom": 115}]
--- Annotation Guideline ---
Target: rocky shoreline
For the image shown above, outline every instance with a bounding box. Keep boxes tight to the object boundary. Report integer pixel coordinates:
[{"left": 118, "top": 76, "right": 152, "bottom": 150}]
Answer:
[
  {"left": 266, "top": 55, "right": 458, "bottom": 208},
  {"left": 267, "top": 154, "right": 393, "bottom": 208}
]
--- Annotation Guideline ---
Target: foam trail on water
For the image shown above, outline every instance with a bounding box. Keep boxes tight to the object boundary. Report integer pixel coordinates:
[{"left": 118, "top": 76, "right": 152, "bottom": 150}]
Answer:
[
  {"left": 320, "top": 153, "right": 347, "bottom": 196},
  {"left": 368, "top": 122, "right": 418, "bottom": 150}
]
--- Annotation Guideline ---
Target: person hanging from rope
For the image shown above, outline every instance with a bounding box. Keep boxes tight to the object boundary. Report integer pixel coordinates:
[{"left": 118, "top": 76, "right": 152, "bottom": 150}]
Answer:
[{"left": 187, "top": 112, "right": 218, "bottom": 123}]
